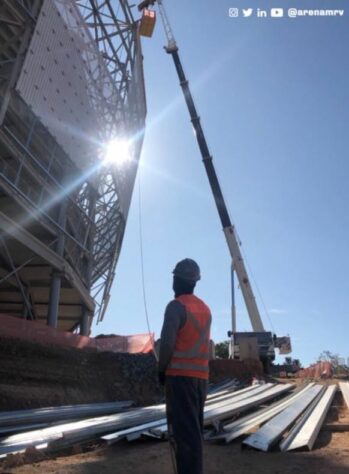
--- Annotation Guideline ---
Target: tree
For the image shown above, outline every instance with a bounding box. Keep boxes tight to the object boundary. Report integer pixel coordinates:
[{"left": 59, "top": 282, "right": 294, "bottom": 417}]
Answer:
[
  {"left": 215, "top": 340, "right": 230, "bottom": 359},
  {"left": 318, "top": 350, "right": 339, "bottom": 366},
  {"left": 318, "top": 351, "right": 349, "bottom": 376}
]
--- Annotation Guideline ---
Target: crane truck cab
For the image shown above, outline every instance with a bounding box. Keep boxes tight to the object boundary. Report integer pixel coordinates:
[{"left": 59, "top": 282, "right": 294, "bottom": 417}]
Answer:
[{"left": 228, "top": 331, "right": 292, "bottom": 372}]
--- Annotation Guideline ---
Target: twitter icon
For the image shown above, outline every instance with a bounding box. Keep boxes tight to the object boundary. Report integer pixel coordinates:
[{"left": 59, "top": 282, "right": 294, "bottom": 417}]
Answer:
[{"left": 242, "top": 8, "right": 253, "bottom": 17}]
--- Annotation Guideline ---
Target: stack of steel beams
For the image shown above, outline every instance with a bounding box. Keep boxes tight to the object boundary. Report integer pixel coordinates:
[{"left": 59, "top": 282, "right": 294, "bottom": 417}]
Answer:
[
  {"left": 280, "top": 385, "right": 337, "bottom": 451},
  {"left": 0, "top": 404, "right": 166, "bottom": 457},
  {"left": 207, "top": 383, "right": 316, "bottom": 443},
  {"left": 103, "top": 383, "right": 294, "bottom": 445},
  {"left": 2, "top": 381, "right": 337, "bottom": 458},
  {"left": 243, "top": 384, "right": 324, "bottom": 451},
  {"left": 0, "top": 382, "right": 293, "bottom": 457},
  {"left": 242, "top": 384, "right": 337, "bottom": 452}
]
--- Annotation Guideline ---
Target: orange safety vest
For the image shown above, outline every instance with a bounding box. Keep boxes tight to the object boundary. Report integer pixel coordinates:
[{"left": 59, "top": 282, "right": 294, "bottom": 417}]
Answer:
[{"left": 166, "top": 294, "right": 212, "bottom": 380}]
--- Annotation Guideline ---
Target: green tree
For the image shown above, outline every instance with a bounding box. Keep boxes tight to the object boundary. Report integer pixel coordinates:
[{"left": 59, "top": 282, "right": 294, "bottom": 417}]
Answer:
[{"left": 215, "top": 340, "right": 230, "bottom": 359}]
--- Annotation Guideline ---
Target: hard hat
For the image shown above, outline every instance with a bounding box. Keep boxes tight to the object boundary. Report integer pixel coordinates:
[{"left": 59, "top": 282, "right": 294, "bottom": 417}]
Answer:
[{"left": 172, "top": 258, "right": 201, "bottom": 283}]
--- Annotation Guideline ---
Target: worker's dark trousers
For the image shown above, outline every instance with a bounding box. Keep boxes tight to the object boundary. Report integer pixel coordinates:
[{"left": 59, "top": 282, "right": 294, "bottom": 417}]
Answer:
[{"left": 165, "top": 375, "right": 207, "bottom": 474}]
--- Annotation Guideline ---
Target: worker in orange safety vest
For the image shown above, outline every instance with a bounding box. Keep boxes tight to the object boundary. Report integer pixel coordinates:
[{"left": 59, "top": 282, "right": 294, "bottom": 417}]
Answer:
[{"left": 158, "top": 258, "right": 212, "bottom": 474}]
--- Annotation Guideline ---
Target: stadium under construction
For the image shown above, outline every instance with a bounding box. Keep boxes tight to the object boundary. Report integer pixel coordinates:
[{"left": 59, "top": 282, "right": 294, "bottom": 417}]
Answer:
[{"left": 0, "top": 0, "right": 147, "bottom": 335}]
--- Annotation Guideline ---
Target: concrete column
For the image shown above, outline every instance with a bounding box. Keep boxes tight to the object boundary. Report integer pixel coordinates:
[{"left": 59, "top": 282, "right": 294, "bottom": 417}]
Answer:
[
  {"left": 80, "top": 310, "right": 92, "bottom": 336},
  {"left": 80, "top": 184, "right": 97, "bottom": 335},
  {"left": 47, "top": 201, "right": 67, "bottom": 328},
  {"left": 47, "top": 273, "right": 62, "bottom": 328}
]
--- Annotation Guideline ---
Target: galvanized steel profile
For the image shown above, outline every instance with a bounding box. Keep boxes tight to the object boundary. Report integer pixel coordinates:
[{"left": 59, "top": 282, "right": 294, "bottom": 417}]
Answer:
[{"left": 243, "top": 384, "right": 323, "bottom": 451}]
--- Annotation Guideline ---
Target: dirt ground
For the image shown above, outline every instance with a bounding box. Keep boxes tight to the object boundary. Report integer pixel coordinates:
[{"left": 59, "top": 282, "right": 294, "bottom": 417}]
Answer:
[{"left": 2, "top": 431, "right": 349, "bottom": 474}]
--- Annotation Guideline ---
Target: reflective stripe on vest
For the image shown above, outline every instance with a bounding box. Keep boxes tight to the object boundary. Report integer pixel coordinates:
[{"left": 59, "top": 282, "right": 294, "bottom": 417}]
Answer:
[
  {"left": 173, "top": 312, "right": 211, "bottom": 360},
  {"left": 166, "top": 294, "right": 211, "bottom": 378}
]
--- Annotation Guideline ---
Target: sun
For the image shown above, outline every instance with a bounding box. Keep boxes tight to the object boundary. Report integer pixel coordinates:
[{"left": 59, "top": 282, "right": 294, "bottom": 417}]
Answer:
[{"left": 104, "top": 139, "right": 131, "bottom": 165}]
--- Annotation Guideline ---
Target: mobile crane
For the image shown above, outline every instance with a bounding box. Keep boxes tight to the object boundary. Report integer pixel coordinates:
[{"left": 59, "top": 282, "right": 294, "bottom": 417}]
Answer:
[{"left": 138, "top": 0, "right": 291, "bottom": 368}]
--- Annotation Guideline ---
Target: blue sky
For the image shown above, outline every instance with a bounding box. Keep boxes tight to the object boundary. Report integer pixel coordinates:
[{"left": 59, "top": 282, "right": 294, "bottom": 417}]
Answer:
[{"left": 92, "top": 0, "right": 349, "bottom": 366}]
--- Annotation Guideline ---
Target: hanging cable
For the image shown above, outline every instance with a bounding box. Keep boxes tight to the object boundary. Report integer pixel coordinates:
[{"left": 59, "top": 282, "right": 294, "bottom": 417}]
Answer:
[
  {"left": 235, "top": 229, "right": 277, "bottom": 334},
  {"left": 138, "top": 167, "right": 159, "bottom": 361}
]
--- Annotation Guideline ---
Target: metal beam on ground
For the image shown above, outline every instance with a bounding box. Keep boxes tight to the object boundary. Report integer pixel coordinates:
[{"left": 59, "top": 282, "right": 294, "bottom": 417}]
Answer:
[
  {"left": 0, "top": 423, "right": 49, "bottom": 436},
  {"left": 0, "top": 401, "right": 133, "bottom": 428},
  {"left": 102, "top": 419, "right": 167, "bottom": 445},
  {"left": 0, "top": 384, "right": 293, "bottom": 457},
  {"left": 64, "top": 387, "right": 280, "bottom": 449},
  {"left": 243, "top": 384, "right": 323, "bottom": 451},
  {"left": 280, "top": 385, "right": 337, "bottom": 452},
  {"left": 205, "top": 383, "right": 274, "bottom": 408},
  {"left": 103, "top": 384, "right": 266, "bottom": 444},
  {"left": 103, "top": 384, "right": 292, "bottom": 444},
  {"left": 206, "top": 383, "right": 263, "bottom": 401},
  {"left": 204, "top": 384, "right": 293, "bottom": 425},
  {"left": 208, "top": 383, "right": 315, "bottom": 443},
  {"left": 0, "top": 404, "right": 166, "bottom": 457},
  {"left": 207, "top": 379, "right": 240, "bottom": 395}
]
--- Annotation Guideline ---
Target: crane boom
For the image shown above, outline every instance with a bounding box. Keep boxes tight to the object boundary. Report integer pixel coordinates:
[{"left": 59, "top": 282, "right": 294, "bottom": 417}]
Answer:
[{"left": 156, "top": 0, "right": 265, "bottom": 333}]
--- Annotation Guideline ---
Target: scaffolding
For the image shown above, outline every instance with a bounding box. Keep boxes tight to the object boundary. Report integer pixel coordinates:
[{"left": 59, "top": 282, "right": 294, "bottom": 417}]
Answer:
[{"left": 0, "top": 0, "right": 146, "bottom": 334}]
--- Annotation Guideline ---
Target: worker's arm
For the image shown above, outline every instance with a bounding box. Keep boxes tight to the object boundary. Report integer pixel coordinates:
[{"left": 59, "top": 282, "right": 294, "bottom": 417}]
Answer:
[{"left": 158, "top": 300, "right": 186, "bottom": 376}]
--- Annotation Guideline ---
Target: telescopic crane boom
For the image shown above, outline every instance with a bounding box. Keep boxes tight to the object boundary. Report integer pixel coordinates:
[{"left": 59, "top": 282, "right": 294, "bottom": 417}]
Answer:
[
  {"left": 155, "top": 0, "right": 265, "bottom": 335},
  {"left": 138, "top": 0, "right": 291, "bottom": 362}
]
